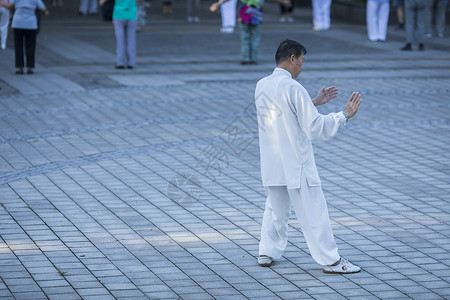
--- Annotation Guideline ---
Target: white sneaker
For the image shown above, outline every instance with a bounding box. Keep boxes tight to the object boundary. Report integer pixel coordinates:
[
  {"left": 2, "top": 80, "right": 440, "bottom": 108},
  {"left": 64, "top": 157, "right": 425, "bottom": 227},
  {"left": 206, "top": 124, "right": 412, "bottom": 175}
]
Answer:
[
  {"left": 279, "top": 17, "right": 286, "bottom": 23},
  {"left": 425, "top": 33, "right": 432, "bottom": 38},
  {"left": 313, "top": 26, "right": 329, "bottom": 32},
  {"left": 323, "top": 257, "right": 361, "bottom": 274},
  {"left": 1, "top": 45, "right": 5, "bottom": 50},
  {"left": 258, "top": 255, "right": 273, "bottom": 267},
  {"left": 220, "top": 27, "right": 234, "bottom": 33}
]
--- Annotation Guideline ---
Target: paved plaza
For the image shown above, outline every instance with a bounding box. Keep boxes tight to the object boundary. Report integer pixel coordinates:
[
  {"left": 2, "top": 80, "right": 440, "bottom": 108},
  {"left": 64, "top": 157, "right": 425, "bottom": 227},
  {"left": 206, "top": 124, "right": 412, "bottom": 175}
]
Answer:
[{"left": 0, "top": 1, "right": 450, "bottom": 299}]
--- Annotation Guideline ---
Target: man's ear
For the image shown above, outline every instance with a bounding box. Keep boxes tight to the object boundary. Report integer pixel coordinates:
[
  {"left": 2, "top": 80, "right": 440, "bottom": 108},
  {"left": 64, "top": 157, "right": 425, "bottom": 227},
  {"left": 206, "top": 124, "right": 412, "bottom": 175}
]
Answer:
[{"left": 290, "top": 54, "right": 296, "bottom": 63}]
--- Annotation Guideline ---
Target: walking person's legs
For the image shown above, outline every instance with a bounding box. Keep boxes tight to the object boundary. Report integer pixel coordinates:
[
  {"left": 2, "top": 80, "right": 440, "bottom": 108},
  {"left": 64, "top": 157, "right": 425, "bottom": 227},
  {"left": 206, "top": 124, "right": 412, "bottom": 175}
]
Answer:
[
  {"left": 187, "top": 0, "right": 193, "bottom": 19},
  {"left": 425, "top": 0, "right": 434, "bottom": 36},
  {"left": 250, "top": 24, "right": 261, "bottom": 64},
  {"left": 403, "top": 0, "right": 415, "bottom": 47},
  {"left": 79, "top": 0, "right": 88, "bottom": 15},
  {"left": 366, "top": 1, "right": 378, "bottom": 41},
  {"left": 187, "top": 0, "right": 200, "bottom": 20},
  {"left": 89, "top": 0, "right": 98, "bottom": 14},
  {"left": 322, "top": 0, "right": 332, "bottom": 30},
  {"left": 194, "top": 0, "right": 200, "bottom": 19},
  {"left": 113, "top": 20, "right": 126, "bottom": 67},
  {"left": 13, "top": 29, "right": 25, "bottom": 73},
  {"left": 125, "top": 20, "right": 136, "bottom": 68},
  {"left": 24, "top": 29, "right": 37, "bottom": 73},
  {"left": 435, "top": 0, "right": 446, "bottom": 36},
  {"left": 220, "top": 0, "right": 236, "bottom": 32},
  {"left": 312, "top": 0, "right": 332, "bottom": 30},
  {"left": 0, "top": 7, "right": 9, "bottom": 50},
  {"left": 416, "top": 0, "right": 427, "bottom": 45},
  {"left": 378, "top": 1, "right": 390, "bottom": 41},
  {"left": 239, "top": 22, "right": 251, "bottom": 63}
]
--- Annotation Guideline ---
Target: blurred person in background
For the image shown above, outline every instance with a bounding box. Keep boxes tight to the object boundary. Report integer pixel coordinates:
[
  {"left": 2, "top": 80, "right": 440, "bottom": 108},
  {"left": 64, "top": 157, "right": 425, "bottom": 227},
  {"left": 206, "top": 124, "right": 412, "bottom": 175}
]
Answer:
[
  {"left": 312, "top": 0, "right": 331, "bottom": 31},
  {"left": 279, "top": 0, "right": 294, "bottom": 22},
  {"left": 366, "top": 0, "right": 390, "bottom": 42},
  {"left": 51, "top": 0, "right": 62, "bottom": 7},
  {"left": 163, "top": 0, "right": 172, "bottom": 14},
  {"left": 0, "top": 0, "right": 9, "bottom": 50},
  {"left": 425, "top": 0, "right": 447, "bottom": 38},
  {"left": 220, "top": 0, "right": 236, "bottom": 33},
  {"left": 0, "top": 0, "right": 49, "bottom": 74},
  {"left": 136, "top": 0, "right": 148, "bottom": 31},
  {"left": 401, "top": 0, "right": 426, "bottom": 50},
  {"left": 393, "top": 0, "right": 405, "bottom": 30},
  {"left": 100, "top": 0, "right": 137, "bottom": 69},
  {"left": 79, "top": 0, "right": 97, "bottom": 15},
  {"left": 210, "top": 0, "right": 291, "bottom": 65},
  {"left": 187, "top": 0, "right": 200, "bottom": 22}
]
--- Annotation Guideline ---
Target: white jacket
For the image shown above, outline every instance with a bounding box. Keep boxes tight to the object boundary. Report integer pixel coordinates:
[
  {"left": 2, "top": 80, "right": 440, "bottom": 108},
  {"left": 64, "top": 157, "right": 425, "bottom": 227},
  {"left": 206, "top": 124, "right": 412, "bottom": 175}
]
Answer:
[{"left": 255, "top": 68, "right": 347, "bottom": 188}]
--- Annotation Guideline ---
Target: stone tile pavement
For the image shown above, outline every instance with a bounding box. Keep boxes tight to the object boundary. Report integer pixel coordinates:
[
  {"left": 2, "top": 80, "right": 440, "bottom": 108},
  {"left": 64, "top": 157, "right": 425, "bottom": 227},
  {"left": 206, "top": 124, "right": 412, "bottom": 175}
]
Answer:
[{"left": 0, "top": 1, "right": 449, "bottom": 299}]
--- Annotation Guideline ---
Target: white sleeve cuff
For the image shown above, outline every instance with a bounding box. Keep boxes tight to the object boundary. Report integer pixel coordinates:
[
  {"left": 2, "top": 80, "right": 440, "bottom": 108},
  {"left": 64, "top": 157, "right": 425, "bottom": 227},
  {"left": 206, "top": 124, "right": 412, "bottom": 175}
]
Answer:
[{"left": 338, "top": 111, "right": 348, "bottom": 125}]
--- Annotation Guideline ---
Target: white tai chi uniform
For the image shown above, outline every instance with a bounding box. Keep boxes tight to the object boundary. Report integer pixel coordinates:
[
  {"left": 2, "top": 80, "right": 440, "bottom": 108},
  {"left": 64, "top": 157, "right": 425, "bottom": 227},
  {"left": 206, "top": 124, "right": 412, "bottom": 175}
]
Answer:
[
  {"left": 255, "top": 68, "right": 347, "bottom": 266},
  {"left": 312, "top": 0, "right": 332, "bottom": 30},
  {"left": 220, "top": 0, "right": 237, "bottom": 32},
  {"left": 366, "top": 0, "right": 390, "bottom": 41}
]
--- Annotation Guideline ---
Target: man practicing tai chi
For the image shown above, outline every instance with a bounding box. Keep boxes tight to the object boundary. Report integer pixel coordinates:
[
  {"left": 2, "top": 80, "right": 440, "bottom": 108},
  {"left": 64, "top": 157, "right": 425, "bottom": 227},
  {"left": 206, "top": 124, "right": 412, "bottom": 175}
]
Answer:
[{"left": 255, "top": 39, "right": 362, "bottom": 274}]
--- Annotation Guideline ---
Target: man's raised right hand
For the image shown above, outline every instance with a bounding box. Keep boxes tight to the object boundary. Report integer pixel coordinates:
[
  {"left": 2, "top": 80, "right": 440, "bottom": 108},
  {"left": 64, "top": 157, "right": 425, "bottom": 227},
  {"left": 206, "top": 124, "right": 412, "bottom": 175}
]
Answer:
[{"left": 344, "top": 92, "right": 362, "bottom": 119}]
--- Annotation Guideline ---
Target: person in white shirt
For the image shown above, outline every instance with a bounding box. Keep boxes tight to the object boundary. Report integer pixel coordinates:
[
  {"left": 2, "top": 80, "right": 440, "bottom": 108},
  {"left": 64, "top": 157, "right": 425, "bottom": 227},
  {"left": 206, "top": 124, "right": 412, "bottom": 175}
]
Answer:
[{"left": 255, "top": 39, "right": 362, "bottom": 273}]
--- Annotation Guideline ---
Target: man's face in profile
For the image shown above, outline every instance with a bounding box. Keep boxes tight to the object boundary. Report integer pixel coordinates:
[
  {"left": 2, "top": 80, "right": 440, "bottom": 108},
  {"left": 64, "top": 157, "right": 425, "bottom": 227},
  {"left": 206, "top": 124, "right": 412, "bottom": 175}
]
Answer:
[{"left": 292, "top": 54, "right": 304, "bottom": 79}]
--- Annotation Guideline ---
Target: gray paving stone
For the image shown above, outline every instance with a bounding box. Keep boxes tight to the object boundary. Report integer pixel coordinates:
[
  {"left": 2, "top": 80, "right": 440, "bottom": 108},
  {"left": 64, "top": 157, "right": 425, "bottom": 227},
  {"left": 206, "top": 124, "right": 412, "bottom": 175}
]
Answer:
[{"left": 0, "top": 1, "right": 449, "bottom": 299}]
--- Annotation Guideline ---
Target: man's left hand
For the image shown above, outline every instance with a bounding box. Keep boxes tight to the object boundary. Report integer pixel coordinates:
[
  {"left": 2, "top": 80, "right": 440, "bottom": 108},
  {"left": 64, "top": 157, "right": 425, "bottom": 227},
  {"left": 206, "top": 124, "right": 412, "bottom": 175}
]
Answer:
[{"left": 313, "top": 86, "right": 338, "bottom": 106}]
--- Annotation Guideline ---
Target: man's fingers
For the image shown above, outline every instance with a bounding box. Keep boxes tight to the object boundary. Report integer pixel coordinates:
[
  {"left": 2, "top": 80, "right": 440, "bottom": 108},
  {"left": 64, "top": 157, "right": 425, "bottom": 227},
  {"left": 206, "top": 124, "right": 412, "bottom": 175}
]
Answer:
[
  {"left": 355, "top": 98, "right": 363, "bottom": 109},
  {"left": 351, "top": 95, "right": 362, "bottom": 113},
  {"left": 326, "top": 86, "right": 338, "bottom": 94},
  {"left": 350, "top": 92, "right": 360, "bottom": 103}
]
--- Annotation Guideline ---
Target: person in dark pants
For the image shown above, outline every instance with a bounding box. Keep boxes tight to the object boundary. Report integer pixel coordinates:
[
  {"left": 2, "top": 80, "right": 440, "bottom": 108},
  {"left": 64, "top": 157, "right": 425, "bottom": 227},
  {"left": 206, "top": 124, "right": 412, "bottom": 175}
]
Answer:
[
  {"left": 400, "top": 0, "right": 426, "bottom": 51},
  {"left": 279, "top": 0, "right": 294, "bottom": 22},
  {"left": 210, "top": 0, "right": 291, "bottom": 65},
  {"left": 1, "top": 0, "right": 49, "bottom": 74}
]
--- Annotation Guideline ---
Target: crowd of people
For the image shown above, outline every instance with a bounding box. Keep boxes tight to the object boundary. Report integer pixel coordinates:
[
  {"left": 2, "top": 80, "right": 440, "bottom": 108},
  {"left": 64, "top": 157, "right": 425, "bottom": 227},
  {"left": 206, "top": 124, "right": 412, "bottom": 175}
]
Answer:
[{"left": 0, "top": 0, "right": 447, "bottom": 73}]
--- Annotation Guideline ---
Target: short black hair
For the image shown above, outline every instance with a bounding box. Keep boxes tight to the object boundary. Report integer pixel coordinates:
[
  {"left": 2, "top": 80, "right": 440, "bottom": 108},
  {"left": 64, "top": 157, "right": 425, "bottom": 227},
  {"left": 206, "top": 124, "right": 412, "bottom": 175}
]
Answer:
[{"left": 275, "top": 39, "right": 307, "bottom": 65}]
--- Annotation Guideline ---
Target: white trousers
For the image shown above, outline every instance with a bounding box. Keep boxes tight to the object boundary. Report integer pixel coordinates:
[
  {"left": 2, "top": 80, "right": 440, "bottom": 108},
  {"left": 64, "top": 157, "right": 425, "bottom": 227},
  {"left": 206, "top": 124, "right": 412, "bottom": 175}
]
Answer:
[
  {"left": 259, "top": 170, "right": 340, "bottom": 266},
  {"left": 366, "top": 1, "right": 390, "bottom": 41},
  {"left": 221, "top": 0, "right": 237, "bottom": 28},
  {"left": 0, "top": 7, "right": 9, "bottom": 49},
  {"left": 312, "top": 0, "right": 332, "bottom": 30}
]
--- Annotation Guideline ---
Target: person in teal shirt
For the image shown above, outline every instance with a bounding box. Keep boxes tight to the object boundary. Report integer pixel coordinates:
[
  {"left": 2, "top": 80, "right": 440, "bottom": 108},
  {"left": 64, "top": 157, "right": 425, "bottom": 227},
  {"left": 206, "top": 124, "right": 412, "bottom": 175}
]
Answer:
[{"left": 100, "top": 0, "right": 138, "bottom": 68}]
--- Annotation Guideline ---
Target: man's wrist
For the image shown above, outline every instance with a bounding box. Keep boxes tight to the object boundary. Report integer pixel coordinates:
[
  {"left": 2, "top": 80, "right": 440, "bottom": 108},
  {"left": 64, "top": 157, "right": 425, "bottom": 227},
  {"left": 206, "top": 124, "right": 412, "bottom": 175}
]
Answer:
[
  {"left": 342, "top": 111, "right": 349, "bottom": 122},
  {"left": 312, "top": 97, "right": 319, "bottom": 106}
]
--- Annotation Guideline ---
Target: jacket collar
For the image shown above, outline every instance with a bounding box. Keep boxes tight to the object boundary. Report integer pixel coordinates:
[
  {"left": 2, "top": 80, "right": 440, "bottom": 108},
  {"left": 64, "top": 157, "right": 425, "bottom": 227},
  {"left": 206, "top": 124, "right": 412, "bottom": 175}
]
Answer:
[{"left": 273, "top": 67, "right": 292, "bottom": 78}]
